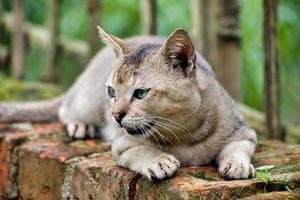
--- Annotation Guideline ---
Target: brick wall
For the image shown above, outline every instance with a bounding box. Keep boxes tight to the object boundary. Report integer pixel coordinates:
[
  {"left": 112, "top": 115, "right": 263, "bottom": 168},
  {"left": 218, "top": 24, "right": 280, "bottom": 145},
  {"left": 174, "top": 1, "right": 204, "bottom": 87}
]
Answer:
[{"left": 0, "top": 122, "right": 300, "bottom": 200}]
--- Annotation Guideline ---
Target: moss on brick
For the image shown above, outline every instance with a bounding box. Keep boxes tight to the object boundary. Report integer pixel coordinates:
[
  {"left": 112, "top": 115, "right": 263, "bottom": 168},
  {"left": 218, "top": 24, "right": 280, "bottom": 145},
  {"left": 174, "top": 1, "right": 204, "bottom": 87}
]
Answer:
[
  {"left": 270, "top": 163, "right": 300, "bottom": 174},
  {"left": 187, "top": 172, "right": 217, "bottom": 181},
  {"left": 7, "top": 146, "right": 19, "bottom": 199}
]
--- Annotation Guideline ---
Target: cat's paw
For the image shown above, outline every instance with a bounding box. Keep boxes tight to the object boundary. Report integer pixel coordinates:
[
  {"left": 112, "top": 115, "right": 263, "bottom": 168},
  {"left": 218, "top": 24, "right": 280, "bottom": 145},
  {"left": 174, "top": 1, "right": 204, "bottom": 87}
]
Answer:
[
  {"left": 219, "top": 159, "right": 255, "bottom": 180},
  {"left": 144, "top": 154, "right": 180, "bottom": 181},
  {"left": 66, "top": 123, "right": 97, "bottom": 139}
]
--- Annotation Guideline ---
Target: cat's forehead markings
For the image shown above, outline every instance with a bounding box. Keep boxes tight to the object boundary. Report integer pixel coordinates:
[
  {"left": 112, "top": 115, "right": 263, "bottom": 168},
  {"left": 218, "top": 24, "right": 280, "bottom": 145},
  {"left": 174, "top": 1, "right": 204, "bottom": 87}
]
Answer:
[
  {"left": 113, "top": 43, "right": 161, "bottom": 85},
  {"left": 125, "top": 43, "right": 161, "bottom": 66}
]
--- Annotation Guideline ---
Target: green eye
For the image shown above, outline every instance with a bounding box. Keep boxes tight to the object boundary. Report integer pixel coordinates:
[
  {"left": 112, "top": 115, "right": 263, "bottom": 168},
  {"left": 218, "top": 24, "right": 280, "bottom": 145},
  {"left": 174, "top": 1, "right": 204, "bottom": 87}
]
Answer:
[
  {"left": 133, "top": 88, "right": 150, "bottom": 99},
  {"left": 107, "top": 86, "right": 116, "bottom": 98}
]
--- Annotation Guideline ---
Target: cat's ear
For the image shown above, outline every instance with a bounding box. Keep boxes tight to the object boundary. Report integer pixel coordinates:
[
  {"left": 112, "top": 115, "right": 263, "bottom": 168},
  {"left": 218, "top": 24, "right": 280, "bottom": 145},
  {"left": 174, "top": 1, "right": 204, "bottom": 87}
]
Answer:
[
  {"left": 159, "top": 29, "right": 196, "bottom": 76},
  {"left": 97, "top": 26, "right": 131, "bottom": 57}
]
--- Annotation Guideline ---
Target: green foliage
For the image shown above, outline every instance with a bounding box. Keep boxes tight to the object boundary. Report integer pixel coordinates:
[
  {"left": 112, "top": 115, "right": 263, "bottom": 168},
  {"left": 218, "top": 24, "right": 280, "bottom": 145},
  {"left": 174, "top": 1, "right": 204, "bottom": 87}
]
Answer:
[
  {"left": 280, "top": 173, "right": 295, "bottom": 199},
  {"left": 241, "top": 0, "right": 300, "bottom": 125},
  {"left": 1, "top": 0, "right": 300, "bottom": 126},
  {"left": 0, "top": 78, "right": 63, "bottom": 101},
  {"left": 240, "top": 0, "right": 263, "bottom": 111},
  {"left": 279, "top": 2, "right": 300, "bottom": 124},
  {"left": 256, "top": 165, "right": 274, "bottom": 193},
  {"left": 157, "top": 0, "right": 190, "bottom": 35}
]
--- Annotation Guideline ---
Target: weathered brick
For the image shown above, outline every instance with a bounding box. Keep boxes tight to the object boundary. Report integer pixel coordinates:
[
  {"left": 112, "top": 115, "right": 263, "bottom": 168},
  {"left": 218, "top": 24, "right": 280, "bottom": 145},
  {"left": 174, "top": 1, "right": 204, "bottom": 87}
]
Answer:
[
  {"left": 1, "top": 122, "right": 300, "bottom": 200},
  {"left": 240, "top": 191, "right": 300, "bottom": 200},
  {"left": 71, "top": 152, "right": 140, "bottom": 200},
  {"left": 134, "top": 169, "right": 261, "bottom": 200},
  {"left": 18, "top": 139, "right": 110, "bottom": 200},
  {"left": 0, "top": 122, "right": 63, "bottom": 199},
  {"left": 134, "top": 141, "right": 300, "bottom": 200}
]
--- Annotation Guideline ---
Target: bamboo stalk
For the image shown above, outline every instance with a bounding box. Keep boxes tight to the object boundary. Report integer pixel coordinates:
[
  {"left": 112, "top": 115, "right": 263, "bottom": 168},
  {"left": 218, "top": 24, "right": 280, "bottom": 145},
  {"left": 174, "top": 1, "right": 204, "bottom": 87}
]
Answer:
[
  {"left": 140, "top": 0, "right": 156, "bottom": 35},
  {"left": 191, "top": 0, "right": 241, "bottom": 100},
  {"left": 43, "top": 0, "right": 60, "bottom": 82},
  {"left": 12, "top": 0, "right": 25, "bottom": 80},
  {"left": 191, "top": 0, "right": 205, "bottom": 53},
  {"left": 263, "top": 0, "right": 282, "bottom": 140},
  {"left": 86, "top": 0, "right": 101, "bottom": 59},
  {"left": 0, "top": 0, "right": 3, "bottom": 40}
]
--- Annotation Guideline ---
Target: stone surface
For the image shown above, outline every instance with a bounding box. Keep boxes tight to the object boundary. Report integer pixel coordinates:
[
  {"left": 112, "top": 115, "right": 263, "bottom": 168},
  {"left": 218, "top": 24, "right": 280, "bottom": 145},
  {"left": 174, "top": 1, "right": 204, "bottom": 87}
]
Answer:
[
  {"left": 133, "top": 141, "right": 300, "bottom": 200},
  {"left": 18, "top": 139, "right": 110, "bottom": 200},
  {"left": 0, "top": 123, "right": 300, "bottom": 200},
  {"left": 0, "top": 122, "right": 63, "bottom": 199},
  {"left": 240, "top": 191, "right": 300, "bottom": 200},
  {"left": 72, "top": 152, "right": 140, "bottom": 200}
]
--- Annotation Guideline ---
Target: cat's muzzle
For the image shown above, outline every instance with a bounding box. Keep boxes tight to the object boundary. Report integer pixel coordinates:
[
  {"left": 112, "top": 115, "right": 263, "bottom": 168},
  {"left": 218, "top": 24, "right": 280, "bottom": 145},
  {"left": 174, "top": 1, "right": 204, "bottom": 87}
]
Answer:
[{"left": 125, "top": 122, "right": 154, "bottom": 135}]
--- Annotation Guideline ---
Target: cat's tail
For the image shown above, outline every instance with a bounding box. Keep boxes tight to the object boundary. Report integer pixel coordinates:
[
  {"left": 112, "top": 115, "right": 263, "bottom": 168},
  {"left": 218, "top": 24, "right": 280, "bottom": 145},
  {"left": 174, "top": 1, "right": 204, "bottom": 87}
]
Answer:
[{"left": 0, "top": 95, "right": 65, "bottom": 122}]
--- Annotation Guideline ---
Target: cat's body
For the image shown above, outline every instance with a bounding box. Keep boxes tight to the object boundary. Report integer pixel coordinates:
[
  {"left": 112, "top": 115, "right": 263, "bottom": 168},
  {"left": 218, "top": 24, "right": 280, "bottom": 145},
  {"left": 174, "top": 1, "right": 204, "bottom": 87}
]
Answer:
[{"left": 0, "top": 28, "right": 257, "bottom": 180}]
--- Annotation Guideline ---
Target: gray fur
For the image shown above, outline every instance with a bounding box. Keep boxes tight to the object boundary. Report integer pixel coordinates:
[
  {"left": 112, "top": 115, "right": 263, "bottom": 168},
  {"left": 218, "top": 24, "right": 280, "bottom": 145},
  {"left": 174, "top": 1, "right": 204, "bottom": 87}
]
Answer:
[
  {"left": 0, "top": 28, "right": 256, "bottom": 181},
  {"left": 0, "top": 96, "right": 63, "bottom": 122}
]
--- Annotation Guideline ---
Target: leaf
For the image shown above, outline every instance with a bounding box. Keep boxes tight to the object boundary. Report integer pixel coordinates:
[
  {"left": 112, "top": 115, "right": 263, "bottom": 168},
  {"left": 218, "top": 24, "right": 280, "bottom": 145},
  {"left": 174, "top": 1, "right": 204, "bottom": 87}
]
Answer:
[
  {"left": 256, "top": 172, "right": 270, "bottom": 183},
  {"left": 256, "top": 165, "right": 275, "bottom": 171}
]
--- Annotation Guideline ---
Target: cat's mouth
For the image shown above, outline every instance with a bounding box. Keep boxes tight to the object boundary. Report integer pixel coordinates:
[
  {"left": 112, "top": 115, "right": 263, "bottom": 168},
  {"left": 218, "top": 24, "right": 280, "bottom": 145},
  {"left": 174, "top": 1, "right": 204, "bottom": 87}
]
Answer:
[{"left": 125, "top": 122, "right": 154, "bottom": 135}]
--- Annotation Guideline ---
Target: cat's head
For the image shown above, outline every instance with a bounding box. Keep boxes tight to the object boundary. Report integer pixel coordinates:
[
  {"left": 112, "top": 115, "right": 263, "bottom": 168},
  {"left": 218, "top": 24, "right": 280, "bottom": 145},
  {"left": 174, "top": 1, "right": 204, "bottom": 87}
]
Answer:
[{"left": 98, "top": 27, "right": 203, "bottom": 143}]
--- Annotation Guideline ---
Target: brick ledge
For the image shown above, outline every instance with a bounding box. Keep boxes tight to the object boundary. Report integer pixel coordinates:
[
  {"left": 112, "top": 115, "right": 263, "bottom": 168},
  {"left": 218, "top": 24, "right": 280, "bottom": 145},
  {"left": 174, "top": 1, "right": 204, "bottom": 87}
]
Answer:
[{"left": 0, "top": 122, "right": 300, "bottom": 200}]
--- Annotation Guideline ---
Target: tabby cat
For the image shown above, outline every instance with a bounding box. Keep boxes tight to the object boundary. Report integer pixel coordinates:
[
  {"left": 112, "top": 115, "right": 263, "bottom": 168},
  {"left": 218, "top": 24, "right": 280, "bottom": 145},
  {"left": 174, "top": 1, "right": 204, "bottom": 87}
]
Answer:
[{"left": 0, "top": 27, "right": 257, "bottom": 180}]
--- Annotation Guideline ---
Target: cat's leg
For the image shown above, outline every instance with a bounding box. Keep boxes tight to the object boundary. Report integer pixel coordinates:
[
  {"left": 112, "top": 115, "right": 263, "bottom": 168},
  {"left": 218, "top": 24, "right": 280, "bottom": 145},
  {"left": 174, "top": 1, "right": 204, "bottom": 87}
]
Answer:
[
  {"left": 65, "top": 123, "right": 98, "bottom": 139},
  {"left": 217, "top": 127, "right": 257, "bottom": 179},
  {"left": 112, "top": 134, "right": 180, "bottom": 181},
  {"left": 58, "top": 97, "right": 103, "bottom": 139}
]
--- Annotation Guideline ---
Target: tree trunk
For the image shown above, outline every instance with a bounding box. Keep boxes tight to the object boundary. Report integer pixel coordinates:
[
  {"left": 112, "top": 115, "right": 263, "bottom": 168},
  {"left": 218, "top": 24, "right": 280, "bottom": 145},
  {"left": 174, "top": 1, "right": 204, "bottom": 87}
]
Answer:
[
  {"left": 87, "top": 0, "right": 101, "bottom": 60},
  {"left": 12, "top": 0, "right": 25, "bottom": 80},
  {"left": 263, "top": 0, "right": 282, "bottom": 140},
  {"left": 191, "top": 0, "right": 241, "bottom": 100},
  {"left": 0, "top": 0, "right": 3, "bottom": 41},
  {"left": 43, "top": 0, "right": 60, "bottom": 82},
  {"left": 140, "top": 0, "right": 156, "bottom": 35}
]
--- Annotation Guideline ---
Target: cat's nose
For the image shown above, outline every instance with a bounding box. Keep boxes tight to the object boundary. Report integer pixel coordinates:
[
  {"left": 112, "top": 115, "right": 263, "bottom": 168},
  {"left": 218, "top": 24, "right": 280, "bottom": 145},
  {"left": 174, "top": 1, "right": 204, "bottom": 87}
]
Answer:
[{"left": 113, "top": 111, "right": 126, "bottom": 125}]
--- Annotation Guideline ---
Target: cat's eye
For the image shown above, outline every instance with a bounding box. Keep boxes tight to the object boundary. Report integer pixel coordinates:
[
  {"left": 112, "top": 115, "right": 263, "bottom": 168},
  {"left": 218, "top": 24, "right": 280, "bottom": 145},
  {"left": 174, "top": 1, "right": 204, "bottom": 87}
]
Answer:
[
  {"left": 107, "top": 86, "right": 116, "bottom": 98},
  {"left": 133, "top": 88, "right": 150, "bottom": 99}
]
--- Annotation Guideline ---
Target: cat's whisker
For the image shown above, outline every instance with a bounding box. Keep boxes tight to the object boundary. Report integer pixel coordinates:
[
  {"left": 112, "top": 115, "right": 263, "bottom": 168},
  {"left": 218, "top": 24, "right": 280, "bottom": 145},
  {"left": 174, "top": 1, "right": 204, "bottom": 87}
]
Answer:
[
  {"left": 152, "top": 119, "right": 189, "bottom": 138},
  {"left": 146, "top": 115, "right": 192, "bottom": 136},
  {"left": 153, "top": 121, "right": 180, "bottom": 143},
  {"left": 142, "top": 119, "right": 170, "bottom": 146},
  {"left": 141, "top": 121, "right": 165, "bottom": 146},
  {"left": 150, "top": 124, "right": 174, "bottom": 146},
  {"left": 150, "top": 126, "right": 168, "bottom": 148},
  {"left": 135, "top": 125, "right": 146, "bottom": 141},
  {"left": 140, "top": 122, "right": 162, "bottom": 150}
]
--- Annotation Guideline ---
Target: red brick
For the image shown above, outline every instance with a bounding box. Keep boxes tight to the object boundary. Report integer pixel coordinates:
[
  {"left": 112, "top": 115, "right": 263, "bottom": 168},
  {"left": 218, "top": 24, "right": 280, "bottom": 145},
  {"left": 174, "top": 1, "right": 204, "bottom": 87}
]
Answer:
[
  {"left": 134, "top": 169, "right": 261, "bottom": 200},
  {"left": 0, "top": 122, "right": 63, "bottom": 198},
  {"left": 18, "top": 139, "right": 110, "bottom": 200},
  {"left": 1, "top": 123, "right": 300, "bottom": 200},
  {"left": 71, "top": 152, "right": 140, "bottom": 200},
  {"left": 134, "top": 141, "right": 300, "bottom": 200},
  {"left": 241, "top": 191, "right": 300, "bottom": 200}
]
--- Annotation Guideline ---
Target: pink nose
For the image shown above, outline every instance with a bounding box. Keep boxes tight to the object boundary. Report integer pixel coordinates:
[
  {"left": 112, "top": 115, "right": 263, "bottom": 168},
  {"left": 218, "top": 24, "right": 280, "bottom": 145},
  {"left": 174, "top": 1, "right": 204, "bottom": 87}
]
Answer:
[{"left": 113, "top": 111, "right": 126, "bottom": 125}]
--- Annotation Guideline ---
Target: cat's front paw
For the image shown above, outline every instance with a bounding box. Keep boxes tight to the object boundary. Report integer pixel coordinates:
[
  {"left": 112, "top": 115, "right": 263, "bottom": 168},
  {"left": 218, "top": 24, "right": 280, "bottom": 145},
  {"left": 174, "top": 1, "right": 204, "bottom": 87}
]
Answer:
[
  {"left": 219, "top": 159, "right": 255, "bottom": 180},
  {"left": 144, "top": 154, "right": 180, "bottom": 181},
  {"left": 66, "top": 123, "right": 97, "bottom": 139}
]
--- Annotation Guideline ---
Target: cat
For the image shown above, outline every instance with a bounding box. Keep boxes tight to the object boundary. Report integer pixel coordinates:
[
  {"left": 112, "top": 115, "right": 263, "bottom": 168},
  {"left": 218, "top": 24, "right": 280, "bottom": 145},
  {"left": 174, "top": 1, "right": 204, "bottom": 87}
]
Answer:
[{"left": 0, "top": 27, "right": 257, "bottom": 181}]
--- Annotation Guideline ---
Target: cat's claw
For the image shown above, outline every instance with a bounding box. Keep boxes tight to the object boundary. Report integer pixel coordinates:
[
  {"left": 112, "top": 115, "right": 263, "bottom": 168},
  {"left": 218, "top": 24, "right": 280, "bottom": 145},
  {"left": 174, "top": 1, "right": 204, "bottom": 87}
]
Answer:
[
  {"left": 144, "top": 154, "right": 180, "bottom": 181},
  {"left": 219, "top": 159, "right": 255, "bottom": 180},
  {"left": 66, "top": 123, "right": 96, "bottom": 139}
]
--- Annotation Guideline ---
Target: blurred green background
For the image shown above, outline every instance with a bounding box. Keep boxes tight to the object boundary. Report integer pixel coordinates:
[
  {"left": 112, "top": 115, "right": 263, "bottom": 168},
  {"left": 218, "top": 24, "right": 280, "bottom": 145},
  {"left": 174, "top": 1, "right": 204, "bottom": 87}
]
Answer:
[{"left": 0, "top": 0, "right": 299, "bottom": 127}]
